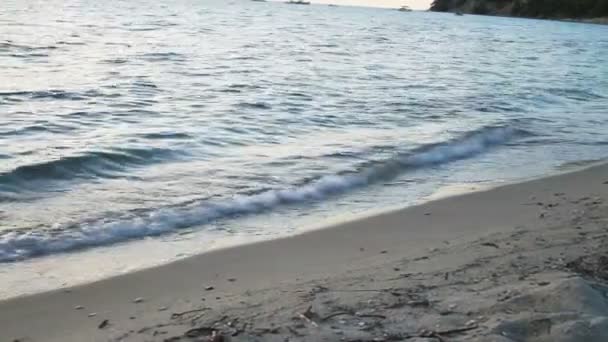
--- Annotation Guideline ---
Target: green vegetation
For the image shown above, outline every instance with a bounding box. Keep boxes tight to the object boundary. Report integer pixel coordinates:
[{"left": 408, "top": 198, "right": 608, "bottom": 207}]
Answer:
[{"left": 430, "top": 0, "right": 608, "bottom": 19}]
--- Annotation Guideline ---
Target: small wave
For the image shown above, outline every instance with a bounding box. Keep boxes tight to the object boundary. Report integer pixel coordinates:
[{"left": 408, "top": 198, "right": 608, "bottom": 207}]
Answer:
[
  {"left": 311, "top": 43, "right": 339, "bottom": 48},
  {"left": 129, "top": 79, "right": 161, "bottom": 93},
  {"left": 139, "top": 52, "right": 187, "bottom": 62},
  {"left": 322, "top": 151, "right": 365, "bottom": 159},
  {"left": 219, "top": 88, "right": 242, "bottom": 93},
  {"left": 228, "top": 84, "right": 262, "bottom": 90},
  {"left": 56, "top": 41, "right": 86, "bottom": 46},
  {"left": 321, "top": 51, "right": 351, "bottom": 56},
  {"left": 104, "top": 42, "right": 132, "bottom": 47},
  {"left": 9, "top": 53, "right": 49, "bottom": 58},
  {"left": 1, "top": 41, "right": 57, "bottom": 58},
  {"left": 0, "top": 125, "right": 527, "bottom": 262},
  {"left": 546, "top": 87, "right": 604, "bottom": 101},
  {"left": 286, "top": 92, "right": 313, "bottom": 101},
  {"left": 236, "top": 102, "right": 272, "bottom": 110},
  {"left": 0, "top": 41, "right": 58, "bottom": 52},
  {"left": 127, "top": 27, "right": 162, "bottom": 32},
  {"left": 0, "top": 123, "right": 76, "bottom": 136},
  {"left": 0, "top": 89, "right": 104, "bottom": 101},
  {"left": 144, "top": 20, "right": 178, "bottom": 27},
  {"left": 141, "top": 132, "right": 192, "bottom": 140},
  {"left": 0, "top": 147, "right": 180, "bottom": 193},
  {"left": 227, "top": 55, "right": 260, "bottom": 61},
  {"left": 177, "top": 72, "right": 213, "bottom": 77},
  {"left": 101, "top": 58, "right": 129, "bottom": 64}
]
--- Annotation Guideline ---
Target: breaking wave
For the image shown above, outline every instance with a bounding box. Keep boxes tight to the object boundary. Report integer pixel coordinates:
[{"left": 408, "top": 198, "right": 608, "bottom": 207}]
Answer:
[{"left": 0, "top": 125, "right": 528, "bottom": 262}]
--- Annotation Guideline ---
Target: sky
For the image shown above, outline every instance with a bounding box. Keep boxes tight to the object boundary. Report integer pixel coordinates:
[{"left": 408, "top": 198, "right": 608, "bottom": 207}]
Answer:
[{"left": 311, "top": 0, "right": 433, "bottom": 10}]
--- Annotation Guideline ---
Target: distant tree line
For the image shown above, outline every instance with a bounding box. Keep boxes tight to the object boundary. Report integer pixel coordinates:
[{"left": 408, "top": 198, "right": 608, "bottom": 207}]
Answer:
[{"left": 430, "top": 0, "right": 608, "bottom": 18}]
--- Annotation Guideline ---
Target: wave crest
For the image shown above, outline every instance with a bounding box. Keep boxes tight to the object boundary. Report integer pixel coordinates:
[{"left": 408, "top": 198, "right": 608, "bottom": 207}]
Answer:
[
  {"left": 0, "top": 125, "right": 528, "bottom": 262},
  {"left": 0, "top": 148, "right": 180, "bottom": 194}
]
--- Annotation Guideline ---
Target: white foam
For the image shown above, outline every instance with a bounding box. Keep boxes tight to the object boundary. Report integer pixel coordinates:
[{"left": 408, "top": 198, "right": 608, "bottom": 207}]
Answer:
[{"left": 0, "top": 125, "right": 524, "bottom": 262}]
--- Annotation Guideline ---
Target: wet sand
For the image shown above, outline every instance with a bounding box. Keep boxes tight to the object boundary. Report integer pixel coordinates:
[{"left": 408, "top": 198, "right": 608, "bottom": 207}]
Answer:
[{"left": 2, "top": 162, "right": 608, "bottom": 341}]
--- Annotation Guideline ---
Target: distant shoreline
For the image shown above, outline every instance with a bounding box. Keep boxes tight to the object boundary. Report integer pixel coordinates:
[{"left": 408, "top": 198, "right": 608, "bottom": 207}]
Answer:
[
  {"left": 429, "top": 0, "right": 608, "bottom": 25},
  {"left": 441, "top": 10, "right": 608, "bottom": 26},
  {"left": 565, "top": 16, "right": 608, "bottom": 25}
]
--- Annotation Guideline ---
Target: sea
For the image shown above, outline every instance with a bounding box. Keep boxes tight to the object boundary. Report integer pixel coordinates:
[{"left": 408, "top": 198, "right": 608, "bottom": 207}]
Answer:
[{"left": 1, "top": 0, "right": 607, "bottom": 298}]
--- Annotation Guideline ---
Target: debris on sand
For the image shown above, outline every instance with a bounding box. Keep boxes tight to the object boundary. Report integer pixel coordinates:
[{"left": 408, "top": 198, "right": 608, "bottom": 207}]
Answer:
[{"left": 98, "top": 319, "right": 109, "bottom": 329}]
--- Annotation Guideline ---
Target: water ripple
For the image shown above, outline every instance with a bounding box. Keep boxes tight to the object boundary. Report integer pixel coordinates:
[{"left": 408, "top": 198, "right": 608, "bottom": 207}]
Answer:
[{"left": 0, "top": 2, "right": 607, "bottom": 262}]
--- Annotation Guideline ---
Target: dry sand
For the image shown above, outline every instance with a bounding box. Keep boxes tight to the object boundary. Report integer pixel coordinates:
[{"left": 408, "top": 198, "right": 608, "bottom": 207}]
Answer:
[{"left": 2, "top": 162, "right": 608, "bottom": 342}]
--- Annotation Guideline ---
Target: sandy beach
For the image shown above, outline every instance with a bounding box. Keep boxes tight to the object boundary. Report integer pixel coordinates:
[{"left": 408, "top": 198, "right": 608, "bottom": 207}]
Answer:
[{"left": 2, "top": 162, "right": 608, "bottom": 342}]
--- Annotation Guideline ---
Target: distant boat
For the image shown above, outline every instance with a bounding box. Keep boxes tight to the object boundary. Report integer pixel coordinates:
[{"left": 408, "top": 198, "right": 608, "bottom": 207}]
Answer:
[
  {"left": 398, "top": 5, "right": 412, "bottom": 12},
  {"left": 251, "top": 0, "right": 267, "bottom": 2},
  {"left": 455, "top": 11, "right": 464, "bottom": 16},
  {"left": 287, "top": 0, "right": 311, "bottom": 4}
]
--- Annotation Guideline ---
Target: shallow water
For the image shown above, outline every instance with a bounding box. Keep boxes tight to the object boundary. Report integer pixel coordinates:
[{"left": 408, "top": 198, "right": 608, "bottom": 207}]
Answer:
[{"left": 1, "top": 0, "right": 608, "bottom": 293}]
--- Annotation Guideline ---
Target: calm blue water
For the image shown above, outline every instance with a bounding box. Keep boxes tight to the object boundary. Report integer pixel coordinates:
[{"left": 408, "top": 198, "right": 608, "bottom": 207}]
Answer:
[{"left": 1, "top": 0, "right": 608, "bottom": 264}]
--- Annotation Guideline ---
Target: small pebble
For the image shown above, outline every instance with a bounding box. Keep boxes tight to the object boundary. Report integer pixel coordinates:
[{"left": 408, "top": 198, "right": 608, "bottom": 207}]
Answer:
[
  {"left": 227, "top": 278, "right": 237, "bottom": 282},
  {"left": 74, "top": 305, "right": 84, "bottom": 310},
  {"left": 205, "top": 286, "right": 215, "bottom": 291},
  {"left": 358, "top": 322, "right": 366, "bottom": 327},
  {"left": 158, "top": 306, "right": 168, "bottom": 312},
  {"left": 466, "top": 319, "right": 477, "bottom": 327},
  {"left": 88, "top": 312, "right": 97, "bottom": 317},
  {"left": 538, "top": 281, "right": 550, "bottom": 286},
  {"left": 380, "top": 250, "right": 388, "bottom": 254},
  {"left": 133, "top": 297, "right": 144, "bottom": 303},
  {"left": 98, "top": 319, "right": 109, "bottom": 329}
]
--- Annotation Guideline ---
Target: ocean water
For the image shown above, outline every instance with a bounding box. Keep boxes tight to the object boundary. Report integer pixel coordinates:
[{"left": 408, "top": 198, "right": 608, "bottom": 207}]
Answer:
[{"left": 1, "top": 0, "right": 608, "bottom": 296}]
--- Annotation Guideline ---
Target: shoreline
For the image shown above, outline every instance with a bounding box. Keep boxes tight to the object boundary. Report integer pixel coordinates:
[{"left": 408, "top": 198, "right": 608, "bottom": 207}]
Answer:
[
  {"left": 2, "top": 162, "right": 608, "bottom": 341},
  {"left": 0, "top": 158, "right": 597, "bottom": 301}
]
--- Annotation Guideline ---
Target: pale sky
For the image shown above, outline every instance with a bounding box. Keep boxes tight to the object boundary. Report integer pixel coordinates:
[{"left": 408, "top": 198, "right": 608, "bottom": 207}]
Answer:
[{"left": 311, "top": 0, "right": 433, "bottom": 10}]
